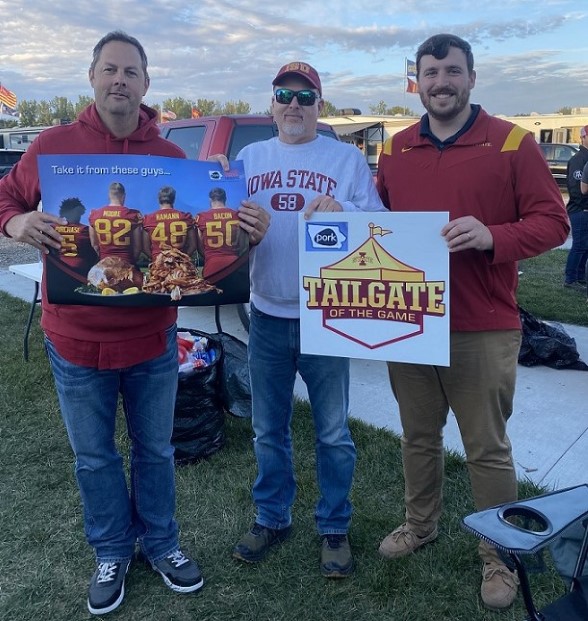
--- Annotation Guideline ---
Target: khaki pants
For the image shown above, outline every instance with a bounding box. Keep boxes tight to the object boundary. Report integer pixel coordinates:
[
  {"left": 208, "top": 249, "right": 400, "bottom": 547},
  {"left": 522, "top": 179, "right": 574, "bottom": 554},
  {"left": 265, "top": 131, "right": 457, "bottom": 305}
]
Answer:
[{"left": 387, "top": 330, "right": 521, "bottom": 560}]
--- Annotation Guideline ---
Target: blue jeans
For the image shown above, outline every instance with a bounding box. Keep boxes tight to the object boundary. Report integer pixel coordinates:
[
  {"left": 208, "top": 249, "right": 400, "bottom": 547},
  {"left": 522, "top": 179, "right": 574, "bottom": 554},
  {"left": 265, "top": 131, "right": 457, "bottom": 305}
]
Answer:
[
  {"left": 45, "top": 326, "right": 179, "bottom": 564},
  {"left": 565, "top": 210, "right": 588, "bottom": 283},
  {"left": 247, "top": 303, "right": 356, "bottom": 535}
]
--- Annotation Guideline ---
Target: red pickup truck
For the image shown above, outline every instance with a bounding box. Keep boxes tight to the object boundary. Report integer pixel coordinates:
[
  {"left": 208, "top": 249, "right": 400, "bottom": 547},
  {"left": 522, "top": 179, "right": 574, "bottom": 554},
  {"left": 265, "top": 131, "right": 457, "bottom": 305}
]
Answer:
[
  {"left": 159, "top": 115, "right": 339, "bottom": 331},
  {"left": 158, "top": 114, "right": 338, "bottom": 161}
]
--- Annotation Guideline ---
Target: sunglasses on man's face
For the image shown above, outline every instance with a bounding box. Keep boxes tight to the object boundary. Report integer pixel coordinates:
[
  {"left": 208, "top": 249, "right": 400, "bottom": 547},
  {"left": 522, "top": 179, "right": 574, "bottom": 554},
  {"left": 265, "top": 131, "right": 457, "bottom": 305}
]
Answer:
[{"left": 274, "top": 88, "right": 319, "bottom": 106}]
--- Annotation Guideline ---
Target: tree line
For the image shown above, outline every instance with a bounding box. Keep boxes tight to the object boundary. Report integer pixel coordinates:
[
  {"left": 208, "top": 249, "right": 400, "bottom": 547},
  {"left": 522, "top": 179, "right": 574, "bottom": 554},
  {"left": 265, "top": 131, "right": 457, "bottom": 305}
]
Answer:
[
  {"left": 0, "top": 96, "right": 254, "bottom": 128},
  {"left": 0, "top": 94, "right": 422, "bottom": 129},
  {"left": 0, "top": 93, "right": 575, "bottom": 130}
]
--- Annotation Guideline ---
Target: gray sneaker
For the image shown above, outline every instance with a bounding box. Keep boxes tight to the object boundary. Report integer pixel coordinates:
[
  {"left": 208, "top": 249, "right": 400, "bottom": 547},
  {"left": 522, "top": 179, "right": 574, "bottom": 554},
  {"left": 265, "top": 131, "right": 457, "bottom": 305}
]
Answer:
[
  {"left": 151, "top": 549, "right": 204, "bottom": 593},
  {"left": 87, "top": 559, "right": 130, "bottom": 615}
]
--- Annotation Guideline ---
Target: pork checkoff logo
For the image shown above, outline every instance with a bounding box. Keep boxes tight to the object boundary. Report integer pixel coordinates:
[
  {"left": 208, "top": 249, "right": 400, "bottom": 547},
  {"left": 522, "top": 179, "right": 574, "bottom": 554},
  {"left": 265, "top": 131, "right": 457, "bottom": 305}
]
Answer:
[
  {"left": 306, "top": 223, "right": 348, "bottom": 250},
  {"left": 302, "top": 222, "right": 447, "bottom": 349}
]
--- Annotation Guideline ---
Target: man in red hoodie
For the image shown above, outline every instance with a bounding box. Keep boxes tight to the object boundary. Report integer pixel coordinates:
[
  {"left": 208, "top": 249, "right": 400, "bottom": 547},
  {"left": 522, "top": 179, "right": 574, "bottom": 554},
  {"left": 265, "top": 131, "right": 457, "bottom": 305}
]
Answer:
[{"left": 0, "top": 31, "right": 205, "bottom": 616}]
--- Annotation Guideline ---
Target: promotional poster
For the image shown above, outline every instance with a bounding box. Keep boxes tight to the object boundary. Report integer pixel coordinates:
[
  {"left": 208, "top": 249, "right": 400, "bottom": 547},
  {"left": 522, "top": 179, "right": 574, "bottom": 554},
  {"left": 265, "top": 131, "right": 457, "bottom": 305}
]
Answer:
[
  {"left": 299, "top": 212, "right": 450, "bottom": 365},
  {"left": 38, "top": 154, "right": 249, "bottom": 307}
]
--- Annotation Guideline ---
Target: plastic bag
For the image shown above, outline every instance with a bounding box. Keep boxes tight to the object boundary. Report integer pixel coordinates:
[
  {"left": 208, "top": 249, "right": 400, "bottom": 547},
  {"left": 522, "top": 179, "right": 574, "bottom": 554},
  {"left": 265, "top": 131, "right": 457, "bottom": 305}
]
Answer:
[
  {"left": 518, "top": 306, "right": 588, "bottom": 371},
  {"left": 211, "top": 332, "right": 252, "bottom": 418},
  {"left": 173, "top": 329, "right": 225, "bottom": 464}
]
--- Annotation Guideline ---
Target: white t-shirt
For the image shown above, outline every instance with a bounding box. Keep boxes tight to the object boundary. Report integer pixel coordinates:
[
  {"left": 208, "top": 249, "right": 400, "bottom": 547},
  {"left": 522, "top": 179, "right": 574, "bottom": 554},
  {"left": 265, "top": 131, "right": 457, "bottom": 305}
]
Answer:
[{"left": 238, "top": 134, "right": 385, "bottom": 318}]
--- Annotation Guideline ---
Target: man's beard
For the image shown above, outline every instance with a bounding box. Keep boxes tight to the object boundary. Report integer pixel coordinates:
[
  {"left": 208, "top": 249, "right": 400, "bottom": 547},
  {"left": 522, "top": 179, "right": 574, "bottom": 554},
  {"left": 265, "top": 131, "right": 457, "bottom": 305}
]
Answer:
[
  {"left": 280, "top": 120, "right": 306, "bottom": 137},
  {"left": 420, "top": 88, "right": 470, "bottom": 122}
]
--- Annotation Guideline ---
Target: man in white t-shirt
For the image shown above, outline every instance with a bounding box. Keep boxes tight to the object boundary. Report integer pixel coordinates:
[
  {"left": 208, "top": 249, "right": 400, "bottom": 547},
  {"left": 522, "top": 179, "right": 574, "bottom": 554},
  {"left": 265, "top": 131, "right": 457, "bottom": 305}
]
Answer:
[{"left": 228, "top": 61, "right": 385, "bottom": 578}]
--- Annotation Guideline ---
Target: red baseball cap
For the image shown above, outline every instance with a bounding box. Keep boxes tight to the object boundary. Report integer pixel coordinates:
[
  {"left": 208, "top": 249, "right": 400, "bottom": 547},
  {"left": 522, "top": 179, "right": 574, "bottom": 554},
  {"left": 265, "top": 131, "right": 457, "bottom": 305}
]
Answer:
[{"left": 272, "top": 62, "right": 322, "bottom": 95}]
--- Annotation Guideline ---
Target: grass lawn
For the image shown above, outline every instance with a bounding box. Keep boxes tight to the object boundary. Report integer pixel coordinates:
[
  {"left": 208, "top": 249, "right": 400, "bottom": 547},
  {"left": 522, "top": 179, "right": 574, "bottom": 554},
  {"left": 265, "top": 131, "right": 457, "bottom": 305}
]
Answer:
[
  {"left": 0, "top": 291, "right": 569, "bottom": 621},
  {"left": 517, "top": 248, "right": 588, "bottom": 326}
]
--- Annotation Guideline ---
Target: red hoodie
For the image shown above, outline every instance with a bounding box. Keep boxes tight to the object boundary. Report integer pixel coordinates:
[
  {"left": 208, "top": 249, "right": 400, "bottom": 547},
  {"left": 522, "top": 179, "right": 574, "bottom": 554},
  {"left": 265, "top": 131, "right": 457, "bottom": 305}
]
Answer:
[{"left": 0, "top": 104, "right": 185, "bottom": 363}]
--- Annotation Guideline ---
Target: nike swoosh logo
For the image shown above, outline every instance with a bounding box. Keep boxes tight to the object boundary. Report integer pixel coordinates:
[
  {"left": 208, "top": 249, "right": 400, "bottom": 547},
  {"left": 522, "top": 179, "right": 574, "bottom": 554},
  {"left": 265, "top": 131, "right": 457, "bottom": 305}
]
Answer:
[{"left": 401, "top": 146, "right": 413, "bottom": 153}]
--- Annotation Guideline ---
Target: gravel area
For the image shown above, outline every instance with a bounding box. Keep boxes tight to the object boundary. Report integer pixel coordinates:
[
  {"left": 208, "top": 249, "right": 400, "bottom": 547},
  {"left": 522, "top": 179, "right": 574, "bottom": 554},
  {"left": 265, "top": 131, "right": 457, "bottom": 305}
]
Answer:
[{"left": 0, "top": 235, "right": 38, "bottom": 268}]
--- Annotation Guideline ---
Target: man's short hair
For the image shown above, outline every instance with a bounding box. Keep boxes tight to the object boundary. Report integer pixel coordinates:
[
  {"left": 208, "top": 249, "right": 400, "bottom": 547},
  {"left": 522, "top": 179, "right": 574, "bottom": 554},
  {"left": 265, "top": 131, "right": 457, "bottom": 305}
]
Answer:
[
  {"left": 416, "top": 34, "right": 474, "bottom": 76},
  {"left": 158, "top": 186, "right": 176, "bottom": 205},
  {"left": 209, "top": 187, "right": 227, "bottom": 203},
  {"left": 109, "top": 181, "right": 126, "bottom": 199},
  {"left": 59, "top": 197, "right": 85, "bottom": 218},
  {"left": 90, "top": 30, "right": 149, "bottom": 78}
]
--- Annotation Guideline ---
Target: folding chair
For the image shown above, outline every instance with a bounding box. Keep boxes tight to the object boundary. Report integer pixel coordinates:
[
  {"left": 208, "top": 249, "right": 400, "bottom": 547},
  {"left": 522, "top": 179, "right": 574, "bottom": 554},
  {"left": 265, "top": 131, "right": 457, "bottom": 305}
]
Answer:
[{"left": 462, "top": 484, "right": 588, "bottom": 620}]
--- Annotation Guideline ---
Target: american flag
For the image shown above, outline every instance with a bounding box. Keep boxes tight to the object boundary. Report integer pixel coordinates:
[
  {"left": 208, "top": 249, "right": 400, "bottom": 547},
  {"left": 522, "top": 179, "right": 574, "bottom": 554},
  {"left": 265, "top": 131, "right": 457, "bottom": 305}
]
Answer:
[{"left": 0, "top": 84, "right": 17, "bottom": 109}]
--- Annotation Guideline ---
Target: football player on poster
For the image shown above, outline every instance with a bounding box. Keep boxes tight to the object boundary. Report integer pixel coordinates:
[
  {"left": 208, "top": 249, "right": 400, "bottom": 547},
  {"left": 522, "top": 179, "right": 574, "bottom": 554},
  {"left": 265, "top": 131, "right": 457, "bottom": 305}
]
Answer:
[
  {"left": 142, "top": 185, "right": 198, "bottom": 262},
  {"left": 53, "top": 197, "right": 98, "bottom": 276},
  {"left": 89, "top": 181, "right": 143, "bottom": 263},
  {"left": 196, "top": 187, "right": 248, "bottom": 282}
]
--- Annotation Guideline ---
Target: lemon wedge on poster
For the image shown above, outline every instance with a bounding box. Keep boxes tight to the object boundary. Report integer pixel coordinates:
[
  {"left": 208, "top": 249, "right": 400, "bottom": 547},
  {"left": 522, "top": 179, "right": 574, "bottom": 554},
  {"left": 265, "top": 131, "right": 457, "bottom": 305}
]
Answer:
[
  {"left": 123, "top": 287, "right": 140, "bottom": 295},
  {"left": 101, "top": 287, "right": 116, "bottom": 296}
]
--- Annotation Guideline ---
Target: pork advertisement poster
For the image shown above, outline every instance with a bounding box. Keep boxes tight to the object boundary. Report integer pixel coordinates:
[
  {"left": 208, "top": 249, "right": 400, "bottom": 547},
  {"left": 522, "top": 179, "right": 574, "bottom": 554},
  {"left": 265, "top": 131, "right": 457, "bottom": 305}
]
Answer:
[
  {"left": 298, "top": 212, "right": 450, "bottom": 365},
  {"left": 38, "top": 154, "right": 249, "bottom": 307}
]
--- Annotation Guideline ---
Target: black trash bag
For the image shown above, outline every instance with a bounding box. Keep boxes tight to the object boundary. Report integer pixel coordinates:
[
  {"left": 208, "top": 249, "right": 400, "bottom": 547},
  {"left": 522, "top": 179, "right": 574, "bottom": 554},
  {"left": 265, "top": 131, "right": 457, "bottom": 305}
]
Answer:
[
  {"left": 173, "top": 329, "right": 225, "bottom": 464},
  {"left": 518, "top": 306, "right": 588, "bottom": 371},
  {"left": 211, "top": 332, "right": 252, "bottom": 418}
]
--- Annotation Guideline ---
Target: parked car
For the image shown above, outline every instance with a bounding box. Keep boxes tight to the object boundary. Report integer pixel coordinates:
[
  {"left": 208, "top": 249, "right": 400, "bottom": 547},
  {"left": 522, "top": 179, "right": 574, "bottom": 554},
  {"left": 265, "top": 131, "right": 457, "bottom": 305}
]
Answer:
[
  {"left": 538, "top": 143, "right": 579, "bottom": 188},
  {"left": 0, "top": 148, "right": 25, "bottom": 179}
]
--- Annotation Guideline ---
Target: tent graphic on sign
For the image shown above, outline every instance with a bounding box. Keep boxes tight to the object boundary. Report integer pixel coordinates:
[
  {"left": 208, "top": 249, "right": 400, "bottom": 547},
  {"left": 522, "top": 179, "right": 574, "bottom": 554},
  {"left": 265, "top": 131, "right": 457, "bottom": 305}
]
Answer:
[{"left": 302, "top": 223, "right": 445, "bottom": 349}]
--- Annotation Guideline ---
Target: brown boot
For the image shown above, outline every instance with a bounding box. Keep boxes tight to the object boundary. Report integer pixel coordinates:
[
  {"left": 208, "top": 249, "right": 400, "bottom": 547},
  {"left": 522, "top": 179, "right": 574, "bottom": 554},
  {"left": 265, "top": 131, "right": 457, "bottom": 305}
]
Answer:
[
  {"left": 378, "top": 523, "right": 438, "bottom": 559},
  {"left": 480, "top": 561, "right": 519, "bottom": 610}
]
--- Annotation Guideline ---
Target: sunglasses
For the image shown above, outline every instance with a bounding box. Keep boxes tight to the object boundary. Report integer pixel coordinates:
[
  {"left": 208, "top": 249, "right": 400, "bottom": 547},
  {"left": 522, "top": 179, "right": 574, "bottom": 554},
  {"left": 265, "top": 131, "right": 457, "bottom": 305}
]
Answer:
[{"left": 274, "top": 88, "right": 319, "bottom": 106}]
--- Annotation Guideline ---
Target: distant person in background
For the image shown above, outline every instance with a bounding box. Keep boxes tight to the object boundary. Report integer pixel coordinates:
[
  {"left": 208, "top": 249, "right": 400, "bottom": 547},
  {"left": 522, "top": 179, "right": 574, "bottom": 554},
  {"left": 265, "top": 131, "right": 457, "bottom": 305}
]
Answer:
[
  {"left": 580, "top": 159, "right": 588, "bottom": 295},
  {"left": 376, "top": 33, "right": 569, "bottom": 611},
  {"left": 196, "top": 187, "right": 247, "bottom": 281},
  {"left": 89, "top": 181, "right": 143, "bottom": 263},
  {"left": 563, "top": 125, "right": 588, "bottom": 291},
  {"left": 142, "top": 185, "right": 197, "bottom": 261},
  {"left": 54, "top": 197, "right": 97, "bottom": 275},
  {"left": 582, "top": 160, "right": 588, "bottom": 196}
]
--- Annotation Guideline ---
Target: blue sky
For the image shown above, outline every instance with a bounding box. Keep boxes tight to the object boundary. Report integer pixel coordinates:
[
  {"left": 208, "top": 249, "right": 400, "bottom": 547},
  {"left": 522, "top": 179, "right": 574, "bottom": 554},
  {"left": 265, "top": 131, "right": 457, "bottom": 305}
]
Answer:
[{"left": 1, "top": 0, "right": 587, "bottom": 117}]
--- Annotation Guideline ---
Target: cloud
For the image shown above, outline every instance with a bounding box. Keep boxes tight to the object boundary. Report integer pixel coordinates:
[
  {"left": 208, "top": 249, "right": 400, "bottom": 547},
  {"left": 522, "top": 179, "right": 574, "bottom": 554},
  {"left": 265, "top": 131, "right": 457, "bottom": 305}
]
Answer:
[{"left": 0, "top": 1, "right": 587, "bottom": 116}]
